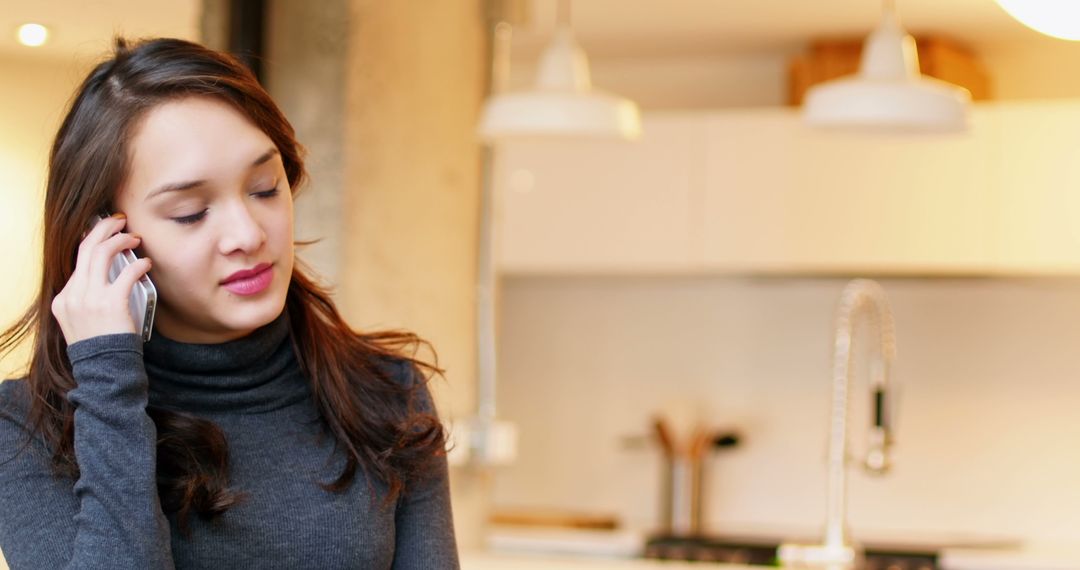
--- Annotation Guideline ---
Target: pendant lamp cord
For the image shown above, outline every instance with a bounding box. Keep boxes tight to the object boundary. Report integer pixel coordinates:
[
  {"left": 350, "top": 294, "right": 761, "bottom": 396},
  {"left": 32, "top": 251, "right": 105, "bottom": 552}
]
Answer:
[
  {"left": 557, "top": 0, "right": 571, "bottom": 27},
  {"left": 490, "top": 22, "right": 512, "bottom": 95}
]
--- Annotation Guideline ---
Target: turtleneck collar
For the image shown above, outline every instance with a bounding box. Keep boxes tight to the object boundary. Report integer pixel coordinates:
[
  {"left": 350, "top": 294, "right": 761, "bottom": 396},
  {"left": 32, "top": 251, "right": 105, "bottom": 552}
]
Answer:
[{"left": 144, "top": 311, "right": 310, "bottom": 415}]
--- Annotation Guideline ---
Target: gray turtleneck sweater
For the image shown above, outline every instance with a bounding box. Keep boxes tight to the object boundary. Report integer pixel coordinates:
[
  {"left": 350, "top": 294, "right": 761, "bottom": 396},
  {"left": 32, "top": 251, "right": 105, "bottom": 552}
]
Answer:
[{"left": 0, "top": 314, "right": 459, "bottom": 569}]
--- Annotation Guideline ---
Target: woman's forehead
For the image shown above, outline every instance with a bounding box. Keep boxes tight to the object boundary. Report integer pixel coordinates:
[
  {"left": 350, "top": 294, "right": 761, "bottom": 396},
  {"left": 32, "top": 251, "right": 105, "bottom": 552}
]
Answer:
[{"left": 121, "top": 97, "right": 277, "bottom": 201}]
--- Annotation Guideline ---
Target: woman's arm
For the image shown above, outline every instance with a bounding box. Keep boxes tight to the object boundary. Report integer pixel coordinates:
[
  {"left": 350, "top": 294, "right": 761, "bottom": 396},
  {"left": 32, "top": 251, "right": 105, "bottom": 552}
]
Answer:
[
  {"left": 391, "top": 364, "right": 459, "bottom": 570},
  {"left": 392, "top": 450, "right": 458, "bottom": 570},
  {"left": 0, "top": 334, "right": 174, "bottom": 569}
]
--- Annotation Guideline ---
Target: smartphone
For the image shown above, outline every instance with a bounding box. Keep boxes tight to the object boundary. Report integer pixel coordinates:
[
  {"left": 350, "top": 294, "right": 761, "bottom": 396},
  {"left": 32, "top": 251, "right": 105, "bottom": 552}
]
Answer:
[{"left": 92, "top": 214, "right": 158, "bottom": 342}]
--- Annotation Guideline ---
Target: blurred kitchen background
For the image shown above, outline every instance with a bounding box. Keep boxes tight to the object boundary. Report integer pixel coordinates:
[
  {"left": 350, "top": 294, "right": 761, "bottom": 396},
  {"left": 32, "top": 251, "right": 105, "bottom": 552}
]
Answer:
[{"left": 6, "top": 1, "right": 1080, "bottom": 569}]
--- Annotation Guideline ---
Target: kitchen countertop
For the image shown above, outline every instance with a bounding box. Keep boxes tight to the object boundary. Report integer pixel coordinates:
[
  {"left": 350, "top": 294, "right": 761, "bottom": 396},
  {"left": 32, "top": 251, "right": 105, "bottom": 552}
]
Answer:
[
  {"left": 461, "top": 551, "right": 758, "bottom": 570},
  {"left": 942, "top": 545, "right": 1080, "bottom": 570},
  {"left": 473, "top": 526, "right": 1080, "bottom": 570},
  {"left": 465, "top": 548, "right": 1080, "bottom": 570}
]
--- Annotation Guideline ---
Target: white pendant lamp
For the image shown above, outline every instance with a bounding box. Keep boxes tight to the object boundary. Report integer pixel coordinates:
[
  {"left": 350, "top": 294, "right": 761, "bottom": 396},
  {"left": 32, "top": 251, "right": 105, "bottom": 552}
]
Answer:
[
  {"left": 477, "top": 1, "right": 641, "bottom": 141},
  {"left": 803, "top": 0, "right": 971, "bottom": 133},
  {"left": 995, "top": 0, "right": 1080, "bottom": 41}
]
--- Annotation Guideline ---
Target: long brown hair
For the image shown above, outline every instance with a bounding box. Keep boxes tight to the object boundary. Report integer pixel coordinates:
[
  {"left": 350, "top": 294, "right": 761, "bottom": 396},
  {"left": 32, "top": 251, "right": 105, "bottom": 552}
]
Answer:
[{"left": 0, "top": 38, "right": 447, "bottom": 535}]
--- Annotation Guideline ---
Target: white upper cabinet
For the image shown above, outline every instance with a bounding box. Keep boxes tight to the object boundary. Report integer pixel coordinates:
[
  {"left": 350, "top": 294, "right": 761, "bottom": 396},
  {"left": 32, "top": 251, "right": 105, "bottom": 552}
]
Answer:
[
  {"left": 494, "top": 102, "right": 1080, "bottom": 276},
  {"left": 994, "top": 101, "right": 1080, "bottom": 274},
  {"left": 494, "top": 115, "right": 704, "bottom": 274},
  {"left": 700, "top": 108, "right": 997, "bottom": 274}
]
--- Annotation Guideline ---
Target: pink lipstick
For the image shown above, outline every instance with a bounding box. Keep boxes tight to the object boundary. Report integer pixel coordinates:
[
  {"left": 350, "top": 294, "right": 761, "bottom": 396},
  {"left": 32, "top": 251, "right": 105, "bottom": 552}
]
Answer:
[{"left": 221, "top": 263, "right": 273, "bottom": 296}]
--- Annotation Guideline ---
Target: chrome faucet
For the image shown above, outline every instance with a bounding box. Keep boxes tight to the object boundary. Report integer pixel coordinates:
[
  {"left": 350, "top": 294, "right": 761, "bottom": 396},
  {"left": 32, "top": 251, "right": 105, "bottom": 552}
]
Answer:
[{"left": 779, "top": 279, "right": 897, "bottom": 570}]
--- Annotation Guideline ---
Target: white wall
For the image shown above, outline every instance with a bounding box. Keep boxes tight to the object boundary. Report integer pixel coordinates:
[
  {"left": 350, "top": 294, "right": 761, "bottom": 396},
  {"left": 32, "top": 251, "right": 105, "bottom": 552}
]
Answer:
[
  {"left": 0, "top": 55, "right": 88, "bottom": 379},
  {"left": 493, "top": 276, "right": 1080, "bottom": 546}
]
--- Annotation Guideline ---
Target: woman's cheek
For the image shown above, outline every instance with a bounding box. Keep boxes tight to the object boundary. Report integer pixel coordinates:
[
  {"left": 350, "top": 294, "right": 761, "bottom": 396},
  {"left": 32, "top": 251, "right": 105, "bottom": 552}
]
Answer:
[{"left": 150, "top": 249, "right": 202, "bottom": 296}]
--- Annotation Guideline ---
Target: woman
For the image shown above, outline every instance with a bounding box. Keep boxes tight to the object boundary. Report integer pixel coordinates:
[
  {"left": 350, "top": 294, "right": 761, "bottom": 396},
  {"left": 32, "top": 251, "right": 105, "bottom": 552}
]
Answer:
[{"left": 0, "top": 38, "right": 459, "bottom": 569}]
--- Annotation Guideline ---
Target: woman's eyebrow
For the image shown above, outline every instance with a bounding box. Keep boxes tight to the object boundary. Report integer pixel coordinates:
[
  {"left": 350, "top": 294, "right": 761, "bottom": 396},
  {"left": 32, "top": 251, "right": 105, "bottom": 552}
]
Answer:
[
  {"left": 145, "top": 148, "right": 280, "bottom": 202},
  {"left": 251, "top": 148, "right": 279, "bottom": 167},
  {"left": 145, "top": 179, "right": 207, "bottom": 201}
]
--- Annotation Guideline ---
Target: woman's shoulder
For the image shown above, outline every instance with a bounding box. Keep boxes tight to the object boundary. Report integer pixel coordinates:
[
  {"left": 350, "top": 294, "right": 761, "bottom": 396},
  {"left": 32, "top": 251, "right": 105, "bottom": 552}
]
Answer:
[
  {"left": 369, "top": 354, "right": 421, "bottom": 387},
  {"left": 0, "top": 379, "right": 33, "bottom": 430},
  {"left": 0, "top": 379, "right": 31, "bottom": 415},
  {"left": 0, "top": 379, "right": 59, "bottom": 481},
  {"left": 366, "top": 354, "right": 437, "bottom": 414},
  {"left": 0, "top": 379, "right": 42, "bottom": 460}
]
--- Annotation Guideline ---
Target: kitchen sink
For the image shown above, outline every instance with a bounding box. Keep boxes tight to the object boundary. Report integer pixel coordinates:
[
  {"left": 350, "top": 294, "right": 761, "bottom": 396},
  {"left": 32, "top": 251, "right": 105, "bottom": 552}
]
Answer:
[{"left": 644, "top": 534, "right": 938, "bottom": 569}]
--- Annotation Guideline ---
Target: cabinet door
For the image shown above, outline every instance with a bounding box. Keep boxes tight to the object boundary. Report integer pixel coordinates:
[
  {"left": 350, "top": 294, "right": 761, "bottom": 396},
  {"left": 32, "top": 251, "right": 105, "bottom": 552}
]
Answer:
[
  {"left": 994, "top": 101, "right": 1080, "bottom": 273},
  {"left": 701, "top": 108, "right": 997, "bottom": 274},
  {"left": 494, "top": 115, "right": 704, "bottom": 274}
]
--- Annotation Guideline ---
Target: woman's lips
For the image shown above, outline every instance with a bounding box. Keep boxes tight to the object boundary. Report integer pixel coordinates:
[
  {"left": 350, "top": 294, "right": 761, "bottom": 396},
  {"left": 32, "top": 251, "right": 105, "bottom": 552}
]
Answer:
[{"left": 221, "top": 263, "right": 273, "bottom": 296}]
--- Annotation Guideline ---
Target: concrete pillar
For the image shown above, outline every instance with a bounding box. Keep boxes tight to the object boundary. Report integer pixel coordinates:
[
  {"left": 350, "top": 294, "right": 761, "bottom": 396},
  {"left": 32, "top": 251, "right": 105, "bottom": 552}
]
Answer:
[
  {"left": 265, "top": 0, "right": 349, "bottom": 284},
  {"left": 343, "top": 0, "right": 487, "bottom": 552}
]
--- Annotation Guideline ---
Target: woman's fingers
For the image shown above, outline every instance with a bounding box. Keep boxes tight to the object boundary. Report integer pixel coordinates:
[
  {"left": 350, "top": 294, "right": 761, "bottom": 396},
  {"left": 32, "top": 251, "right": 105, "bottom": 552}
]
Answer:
[
  {"left": 52, "top": 212, "right": 152, "bottom": 344},
  {"left": 111, "top": 256, "right": 153, "bottom": 298},
  {"left": 89, "top": 231, "right": 143, "bottom": 286},
  {"left": 75, "top": 214, "right": 127, "bottom": 273}
]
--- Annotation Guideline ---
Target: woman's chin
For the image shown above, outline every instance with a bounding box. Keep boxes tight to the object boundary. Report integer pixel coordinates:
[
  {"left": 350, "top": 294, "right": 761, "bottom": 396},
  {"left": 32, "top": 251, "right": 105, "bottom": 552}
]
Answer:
[
  {"left": 218, "top": 298, "right": 287, "bottom": 336},
  {"left": 154, "top": 297, "right": 286, "bottom": 344}
]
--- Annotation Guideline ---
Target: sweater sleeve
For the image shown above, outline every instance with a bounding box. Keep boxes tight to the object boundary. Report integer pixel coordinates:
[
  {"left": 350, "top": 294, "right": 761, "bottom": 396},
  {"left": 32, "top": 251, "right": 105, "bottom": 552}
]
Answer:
[
  {"left": 0, "top": 334, "right": 174, "bottom": 569},
  {"left": 391, "top": 363, "right": 460, "bottom": 570}
]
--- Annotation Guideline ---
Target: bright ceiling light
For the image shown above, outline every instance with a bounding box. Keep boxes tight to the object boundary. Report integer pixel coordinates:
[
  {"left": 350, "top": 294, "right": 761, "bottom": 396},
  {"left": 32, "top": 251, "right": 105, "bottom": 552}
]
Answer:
[
  {"left": 995, "top": 0, "right": 1080, "bottom": 41},
  {"left": 477, "top": 0, "right": 641, "bottom": 142},
  {"left": 478, "top": 27, "right": 641, "bottom": 141},
  {"left": 16, "top": 23, "right": 49, "bottom": 47},
  {"left": 803, "top": 1, "right": 970, "bottom": 133}
]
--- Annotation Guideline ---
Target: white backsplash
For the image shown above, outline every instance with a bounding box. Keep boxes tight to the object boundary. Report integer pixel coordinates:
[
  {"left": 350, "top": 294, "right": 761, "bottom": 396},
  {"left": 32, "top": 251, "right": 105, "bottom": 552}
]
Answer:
[{"left": 492, "top": 276, "right": 1080, "bottom": 545}]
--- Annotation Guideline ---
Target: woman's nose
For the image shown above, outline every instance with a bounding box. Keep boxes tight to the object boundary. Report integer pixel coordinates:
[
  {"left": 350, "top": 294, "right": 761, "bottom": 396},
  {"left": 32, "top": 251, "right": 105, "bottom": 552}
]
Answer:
[{"left": 217, "top": 201, "right": 267, "bottom": 255}]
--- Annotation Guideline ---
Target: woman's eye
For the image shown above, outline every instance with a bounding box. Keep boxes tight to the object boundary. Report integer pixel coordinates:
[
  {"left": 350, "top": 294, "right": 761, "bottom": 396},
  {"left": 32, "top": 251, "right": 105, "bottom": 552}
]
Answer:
[
  {"left": 171, "top": 210, "right": 207, "bottom": 225},
  {"left": 252, "top": 187, "right": 279, "bottom": 199}
]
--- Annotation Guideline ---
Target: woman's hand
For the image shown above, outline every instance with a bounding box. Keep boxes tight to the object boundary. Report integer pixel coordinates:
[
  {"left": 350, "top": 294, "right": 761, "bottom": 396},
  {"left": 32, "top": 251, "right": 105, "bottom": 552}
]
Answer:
[{"left": 51, "top": 213, "right": 153, "bottom": 345}]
